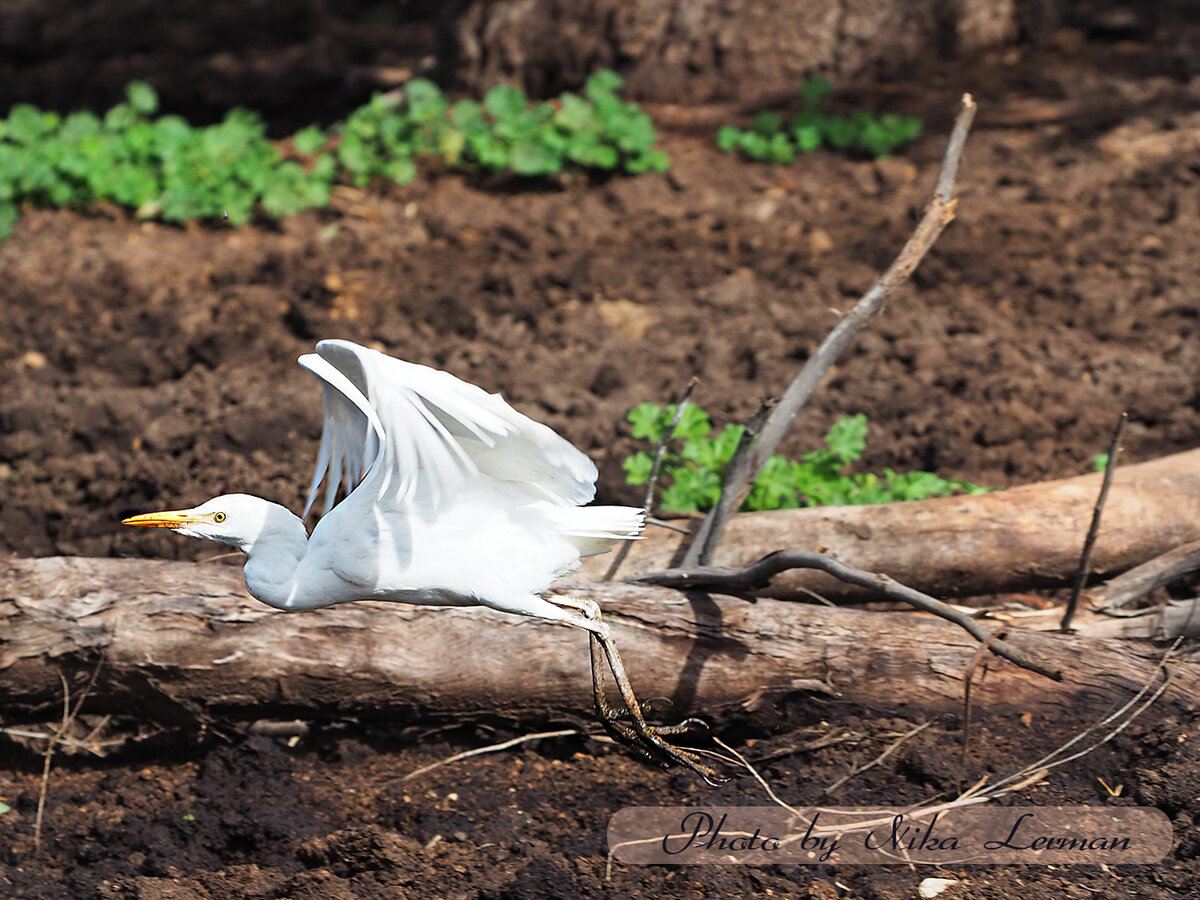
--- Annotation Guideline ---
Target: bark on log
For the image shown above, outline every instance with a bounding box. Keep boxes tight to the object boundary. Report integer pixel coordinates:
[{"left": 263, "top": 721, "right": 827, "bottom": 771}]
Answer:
[
  {"left": 1, "top": 558, "right": 1193, "bottom": 728},
  {"left": 452, "top": 0, "right": 1024, "bottom": 104},
  {"left": 580, "top": 449, "right": 1200, "bottom": 602}
]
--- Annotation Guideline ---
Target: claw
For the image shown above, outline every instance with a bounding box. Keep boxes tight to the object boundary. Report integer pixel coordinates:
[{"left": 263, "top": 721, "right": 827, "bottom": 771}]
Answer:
[{"left": 641, "top": 695, "right": 675, "bottom": 716}]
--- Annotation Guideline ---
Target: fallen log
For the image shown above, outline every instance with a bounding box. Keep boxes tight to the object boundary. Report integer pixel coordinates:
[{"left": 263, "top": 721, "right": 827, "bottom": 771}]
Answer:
[
  {"left": 1, "top": 558, "right": 1193, "bottom": 727},
  {"left": 580, "top": 449, "right": 1200, "bottom": 601}
]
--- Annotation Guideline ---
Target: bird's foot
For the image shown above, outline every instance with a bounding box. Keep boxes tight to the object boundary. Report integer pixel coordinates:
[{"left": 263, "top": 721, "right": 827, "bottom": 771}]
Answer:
[
  {"left": 597, "top": 704, "right": 729, "bottom": 786},
  {"left": 549, "top": 593, "right": 732, "bottom": 785}
]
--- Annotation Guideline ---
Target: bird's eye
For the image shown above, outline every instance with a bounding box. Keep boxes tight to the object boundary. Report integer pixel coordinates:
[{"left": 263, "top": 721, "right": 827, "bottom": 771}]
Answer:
[{"left": 212, "top": 512, "right": 227, "bottom": 523}]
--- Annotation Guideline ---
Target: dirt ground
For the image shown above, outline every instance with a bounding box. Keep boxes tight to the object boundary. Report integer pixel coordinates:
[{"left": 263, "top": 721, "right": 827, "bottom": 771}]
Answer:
[{"left": 3, "top": 4, "right": 1200, "bottom": 898}]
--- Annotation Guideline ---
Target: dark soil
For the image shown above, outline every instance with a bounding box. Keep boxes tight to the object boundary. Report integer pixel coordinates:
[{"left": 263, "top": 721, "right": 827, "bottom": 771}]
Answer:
[{"left": 3, "top": 5, "right": 1200, "bottom": 898}]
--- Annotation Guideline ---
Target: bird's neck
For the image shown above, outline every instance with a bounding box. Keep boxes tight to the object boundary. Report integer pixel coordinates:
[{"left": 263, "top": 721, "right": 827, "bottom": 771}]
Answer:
[{"left": 241, "top": 506, "right": 310, "bottom": 610}]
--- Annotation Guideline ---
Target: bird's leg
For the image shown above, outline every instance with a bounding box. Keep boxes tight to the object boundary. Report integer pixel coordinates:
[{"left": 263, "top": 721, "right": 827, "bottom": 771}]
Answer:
[{"left": 549, "top": 596, "right": 727, "bottom": 785}]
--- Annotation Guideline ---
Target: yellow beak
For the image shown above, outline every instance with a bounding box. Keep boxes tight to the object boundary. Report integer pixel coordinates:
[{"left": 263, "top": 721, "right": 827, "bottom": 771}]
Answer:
[{"left": 121, "top": 510, "right": 202, "bottom": 528}]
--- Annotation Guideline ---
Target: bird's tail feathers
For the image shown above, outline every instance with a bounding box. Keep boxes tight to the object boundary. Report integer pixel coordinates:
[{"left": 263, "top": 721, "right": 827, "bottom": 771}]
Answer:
[{"left": 551, "top": 505, "right": 645, "bottom": 557}]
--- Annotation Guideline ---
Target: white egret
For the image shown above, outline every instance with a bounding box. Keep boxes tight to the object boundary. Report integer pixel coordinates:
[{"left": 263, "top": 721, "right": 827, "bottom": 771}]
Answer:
[{"left": 124, "top": 339, "right": 723, "bottom": 782}]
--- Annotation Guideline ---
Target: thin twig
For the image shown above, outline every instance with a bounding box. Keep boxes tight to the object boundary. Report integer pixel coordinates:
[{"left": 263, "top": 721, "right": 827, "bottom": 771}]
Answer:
[
  {"left": 684, "top": 93, "right": 978, "bottom": 566},
  {"left": 960, "top": 631, "right": 1004, "bottom": 769},
  {"left": 645, "top": 516, "right": 691, "bottom": 535},
  {"left": 628, "top": 549, "right": 1061, "bottom": 680},
  {"left": 34, "top": 674, "right": 70, "bottom": 853},
  {"left": 978, "top": 637, "right": 1179, "bottom": 798},
  {"left": 395, "top": 729, "right": 580, "bottom": 782},
  {"left": 604, "top": 378, "right": 698, "bottom": 581},
  {"left": 1062, "top": 412, "right": 1126, "bottom": 631},
  {"left": 1, "top": 727, "right": 114, "bottom": 756},
  {"left": 822, "top": 721, "right": 932, "bottom": 796},
  {"left": 754, "top": 728, "right": 867, "bottom": 762},
  {"left": 711, "top": 735, "right": 804, "bottom": 817},
  {"left": 201, "top": 551, "right": 244, "bottom": 564},
  {"left": 33, "top": 663, "right": 103, "bottom": 852}
]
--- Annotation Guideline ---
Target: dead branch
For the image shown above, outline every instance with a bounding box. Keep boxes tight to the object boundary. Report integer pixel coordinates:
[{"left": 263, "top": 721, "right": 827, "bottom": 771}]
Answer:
[
  {"left": 1087, "top": 538, "right": 1200, "bottom": 611},
  {"left": 577, "top": 449, "right": 1200, "bottom": 601},
  {"left": 3, "top": 558, "right": 1196, "bottom": 730},
  {"left": 626, "top": 550, "right": 1060, "bottom": 680},
  {"left": 685, "top": 93, "right": 978, "bottom": 566}
]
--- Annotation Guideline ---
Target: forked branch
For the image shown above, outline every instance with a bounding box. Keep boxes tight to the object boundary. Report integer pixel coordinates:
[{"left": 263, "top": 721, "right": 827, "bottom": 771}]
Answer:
[{"left": 628, "top": 549, "right": 1061, "bottom": 681}]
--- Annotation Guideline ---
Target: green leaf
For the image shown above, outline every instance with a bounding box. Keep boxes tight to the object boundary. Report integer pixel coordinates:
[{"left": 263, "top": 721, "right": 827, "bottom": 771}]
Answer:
[
  {"left": 293, "top": 126, "right": 327, "bottom": 155},
  {"left": 711, "top": 425, "right": 747, "bottom": 464},
  {"left": 670, "top": 404, "right": 712, "bottom": 441},
  {"left": 6, "top": 104, "right": 50, "bottom": 144},
  {"left": 310, "top": 152, "right": 336, "bottom": 182},
  {"left": 622, "top": 451, "right": 654, "bottom": 485},
  {"left": 768, "top": 132, "right": 795, "bottom": 164},
  {"left": 662, "top": 467, "right": 722, "bottom": 513},
  {"left": 439, "top": 127, "right": 466, "bottom": 164},
  {"left": 510, "top": 140, "right": 560, "bottom": 176},
  {"left": 449, "top": 99, "right": 488, "bottom": 134},
  {"left": 404, "top": 78, "right": 447, "bottom": 122},
  {"left": 337, "top": 133, "right": 371, "bottom": 174},
  {"left": 585, "top": 69, "right": 625, "bottom": 100},
  {"left": 103, "top": 102, "right": 138, "bottom": 133},
  {"left": 555, "top": 92, "right": 595, "bottom": 132},
  {"left": 484, "top": 83, "right": 528, "bottom": 121},
  {"left": 627, "top": 403, "right": 668, "bottom": 441},
  {"left": 825, "top": 414, "right": 868, "bottom": 464},
  {"left": 566, "top": 134, "right": 617, "bottom": 169},
  {"left": 1093, "top": 452, "right": 1110, "bottom": 472},
  {"left": 467, "top": 132, "right": 509, "bottom": 170},
  {"left": 382, "top": 157, "right": 417, "bottom": 185},
  {"left": 126, "top": 81, "right": 159, "bottom": 116},
  {"left": 624, "top": 148, "right": 669, "bottom": 174},
  {"left": 747, "top": 455, "right": 801, "bottom": 510},
  {"left": 737, "top": 131, "right": 770, "bottom": 161},
  {"left": 60, "top": 111, "right": 102, "bottom": 140},
  {"left": 716, "top": 125, "right": 741, "bottom": 153},
  {"left": 792, "top": 124, "right": 822, "bottom": 153}
]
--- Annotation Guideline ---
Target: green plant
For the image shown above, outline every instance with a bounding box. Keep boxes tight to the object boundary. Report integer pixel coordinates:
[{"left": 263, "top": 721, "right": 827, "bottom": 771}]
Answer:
[
  {"left": 716, "top": 75, "right": 923, "bottom": 164},
  {"left": 0, "top": 82, "right": 336, "bottom": 238},
  {"left": 0, "top": 71, "right": 668, "bottom": 240},
  {"left": 337, "top": 70, "right": 667, "bottom": 184},
  {"left": 622, "top": 403, "right": 986, "bottom": 513}
]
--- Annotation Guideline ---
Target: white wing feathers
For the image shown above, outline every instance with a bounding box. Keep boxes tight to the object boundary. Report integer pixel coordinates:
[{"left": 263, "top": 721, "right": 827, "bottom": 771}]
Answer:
[{"left": 298, "top": 340, "right": 598, "bottom": 516}]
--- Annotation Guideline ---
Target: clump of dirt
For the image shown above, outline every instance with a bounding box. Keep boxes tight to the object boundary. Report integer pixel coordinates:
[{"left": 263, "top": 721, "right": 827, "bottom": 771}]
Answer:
[{"left": 3, "top": 4, "right": 1200, "bottom": 897}]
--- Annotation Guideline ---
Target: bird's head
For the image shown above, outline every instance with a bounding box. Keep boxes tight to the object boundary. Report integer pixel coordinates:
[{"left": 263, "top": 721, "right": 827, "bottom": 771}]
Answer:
[{"left": 122, "top": 493, "right": 283, "bottom": 552}]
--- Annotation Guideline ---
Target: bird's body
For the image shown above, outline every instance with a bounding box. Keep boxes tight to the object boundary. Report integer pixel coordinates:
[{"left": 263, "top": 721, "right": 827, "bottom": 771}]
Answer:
[
  {"left": 127, "top": 340, "right": 642, "bottom": 618},
  {"left": 125, "top": 339, "right": 723, "bottom": 782},
  {"left": 204, "top": 486, "right": 636, "bottom": 618}
]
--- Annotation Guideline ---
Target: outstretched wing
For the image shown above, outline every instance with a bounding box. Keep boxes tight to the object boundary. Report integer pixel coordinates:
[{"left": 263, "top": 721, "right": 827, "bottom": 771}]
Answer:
[{"left": 298, "top": 340, "right": 598, "bottom": 516}]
